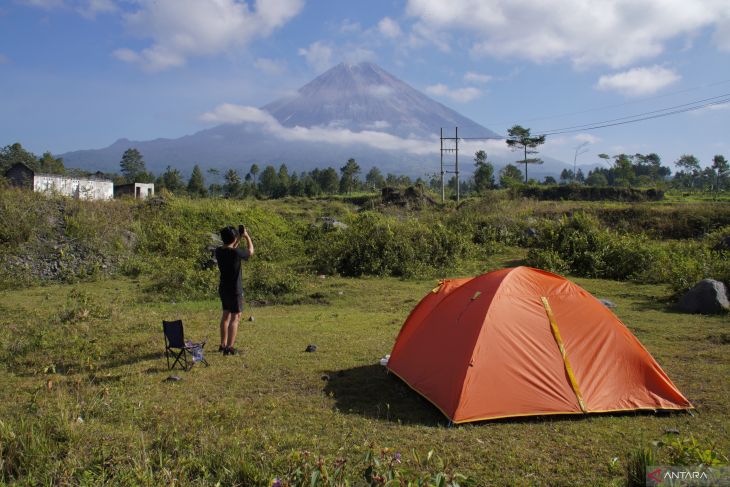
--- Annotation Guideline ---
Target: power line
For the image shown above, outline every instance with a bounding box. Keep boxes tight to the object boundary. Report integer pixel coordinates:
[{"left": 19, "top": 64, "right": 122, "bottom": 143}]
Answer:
[
  {"left": 479, "top": 77, "right": 730, "bottom": 128},
  {"left": 537, "top": 94, "right": 730, "bottom": 136}
]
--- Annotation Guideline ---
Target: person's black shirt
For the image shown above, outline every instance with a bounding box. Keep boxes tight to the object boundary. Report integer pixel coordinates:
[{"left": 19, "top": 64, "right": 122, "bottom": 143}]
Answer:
[{"left": 215, "top": 247, "right": 250, "bottom": 295}]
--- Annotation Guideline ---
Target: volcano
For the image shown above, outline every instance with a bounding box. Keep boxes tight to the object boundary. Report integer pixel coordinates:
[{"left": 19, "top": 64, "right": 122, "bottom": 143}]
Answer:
[{"left": 60, "top": 63, "right": 566, "bottom": 177}]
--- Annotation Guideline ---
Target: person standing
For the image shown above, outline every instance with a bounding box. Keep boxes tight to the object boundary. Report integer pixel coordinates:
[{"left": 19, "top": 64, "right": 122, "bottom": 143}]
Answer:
[{"left": 215, "top": 225, "right": 254, "bottom": 355}]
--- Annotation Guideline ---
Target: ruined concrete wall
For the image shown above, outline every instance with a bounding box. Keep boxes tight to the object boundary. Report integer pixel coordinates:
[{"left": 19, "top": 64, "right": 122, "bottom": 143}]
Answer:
[
  {"left": 33, "top": 174, "right": 114, "bottom": 200},
  {"left": 114, "top": 182, "right": 155, "bottom": 199}
]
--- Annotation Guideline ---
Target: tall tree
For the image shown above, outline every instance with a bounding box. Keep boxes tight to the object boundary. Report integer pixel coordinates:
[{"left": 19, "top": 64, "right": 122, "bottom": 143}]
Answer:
[
  {"left": 160, "top": 166, "right": 184, "bottom": 193},
  {"left": 505, "top": 125, "right": 546, "bottom": 183},
  {"left": 473, "top": 150, "right": 495, "bottom": 193},
  {"left": 249, "top": 164, "right": 260, "bottom": 186},
  {"left": 674, "top": 154, "right": 701, "bottom": 189},
  {"left": 339, "top": 158, "right": 361, "bottom": 194},
  {"left": 0, "top": 142, "right": 39, "bottom": 172},
  {"left": 223, "top": 169, "right": 242, "bottom": 198},
  {"left": 559, "top": 169, "right": 574, "bottom": 184},
  {"left": 120, "top": 148, "right": 147, "bottom": 182},
  {"left": 319, "top": 167, "right": 339, "bottom": 194},
  {"left": 499, "top": 164, "right": 523, "bottom": 188},
  {"left": 365, "top": 166, "right": 385, "bottom": 190},
  {"left": 187, "top": 164, "right": 206, "bottom": 197},
  {"left": 259, "top": 165, "right": 279, "bottom": 197},
  {"left": 586, "top": 171, "right": 608, "bottom": 186},
  {"left": 711, "top": 154, "right": 729, "bottom": 194},
  {"left": 274, "top": 164, "right": 290, "bottom": 198},
  {"left": 37, "top": 151, "right": 65, "bottom": 174}
]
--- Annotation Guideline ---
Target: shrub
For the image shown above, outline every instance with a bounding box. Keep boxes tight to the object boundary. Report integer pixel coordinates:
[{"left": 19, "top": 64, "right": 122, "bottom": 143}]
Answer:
[
  {"left": 310, "top": 212, "right": 470, "bottom": 278},
  {"left": 527, "top": 213, "right": 666, "bottom": 281},
  {"left": 247, "top": 260, "right": 302, "bottom": 302},
  {"left": 517, "top": 185, "right": 664, "bottom": 202}
]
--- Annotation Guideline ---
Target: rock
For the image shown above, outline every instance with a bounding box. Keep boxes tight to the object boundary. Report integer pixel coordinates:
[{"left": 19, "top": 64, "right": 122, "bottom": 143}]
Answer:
[
  {"left": 598, "top": 298, "right": 617, "bottom": 309},
  {"left": 319, "top": 217, "right": 348, "bottom": 230},
  {"left": 163, "top": 375, "right": 182, "bottom": 382},
  {"left": 677, "top": 279, "right": 730, "bottom": 314},
  {"left": 305, "top": 344, "right": 318, "bottom": 353}
]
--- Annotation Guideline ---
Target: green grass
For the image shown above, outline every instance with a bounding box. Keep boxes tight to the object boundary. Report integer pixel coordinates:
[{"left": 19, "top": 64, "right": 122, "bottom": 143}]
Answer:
[{"left": 1, "top": 252, "right": 728, "bottom": 486}]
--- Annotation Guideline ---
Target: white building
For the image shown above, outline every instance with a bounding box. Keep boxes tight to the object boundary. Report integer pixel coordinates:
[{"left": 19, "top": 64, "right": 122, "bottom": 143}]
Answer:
[{"left": 5, "top": 163, "right": 114, "bottom": 200}]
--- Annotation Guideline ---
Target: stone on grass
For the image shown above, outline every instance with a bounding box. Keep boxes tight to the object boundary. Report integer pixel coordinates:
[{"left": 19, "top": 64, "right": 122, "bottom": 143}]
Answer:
[
  {"left": 677, "top": 279, "right": 730, "bottom": 314},
  {"left": 598, "top": 298, "right": 617, "bottom": 309},
  {"left": 305, "top": 344, "right": 318, "bottom": 353}
]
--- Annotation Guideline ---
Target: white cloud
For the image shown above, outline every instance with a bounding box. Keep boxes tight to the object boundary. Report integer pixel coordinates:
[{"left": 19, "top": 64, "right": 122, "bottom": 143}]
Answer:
[
  {"left": 364, "top": 120, "right": 391, "bottom": 129},
  {"left": 378, "top": 17, "right": 402, "bottom": 38},
  {"left": 200, "top": 103, "right": 436, "bottom": 154},
  {"left": 691, "top": 101, "right": 730, "bottom": 115},
  {"left": 425, "top": 83, "right": 482, "bottom": 103},
  {"left": 406, "top": 0, "right": 730, "bottom": 67},
  {"left": 574, "top": 133, "right": 600, "bottom": 144},
  {"left": 367, "top": 85, "right": 394, "bottom": 97},
  {"left": 254, "top": 57, "right": 287, "bottom": 75},
  {"left": 298, "top": 41, "right": 333, "bottom": 72},
  {"left": 115, "top": 0, "right": 303, "bottom": 71},
  {"left": 77, "top": 0, "right": 115, "bottom": 19},
  {"left": 464, "top": 71, "right": 492, "bottom": 84},
  {"left": 596, "top": 65, "right": 680, "bottom": 96},
  {"left": 112, "top": 48, "right": 140, "bottom": 63},
  {"left": 343, "top": 47, "right": 376, "bottom": 64}
]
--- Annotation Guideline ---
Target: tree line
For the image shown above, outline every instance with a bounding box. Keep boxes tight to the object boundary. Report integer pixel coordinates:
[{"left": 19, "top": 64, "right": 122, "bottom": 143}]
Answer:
[{"left": 2, "top": 140, "right": 728, "bottom": 199}]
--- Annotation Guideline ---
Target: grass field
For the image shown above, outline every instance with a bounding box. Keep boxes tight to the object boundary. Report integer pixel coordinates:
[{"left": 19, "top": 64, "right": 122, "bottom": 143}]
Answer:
[{"left": 0, "top": 250, "right": 727, "bottom": 486}]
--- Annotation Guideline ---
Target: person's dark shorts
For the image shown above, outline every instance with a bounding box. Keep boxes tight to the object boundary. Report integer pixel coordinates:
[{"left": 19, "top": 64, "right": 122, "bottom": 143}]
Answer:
[{"left": 220, "top": 292, "right": 243, "bottom": 313}]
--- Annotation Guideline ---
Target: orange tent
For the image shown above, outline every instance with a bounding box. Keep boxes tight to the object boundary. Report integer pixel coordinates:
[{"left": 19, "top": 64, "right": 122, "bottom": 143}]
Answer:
[{"left": 387, "top": 267, "right": 692, "bottom": 423}]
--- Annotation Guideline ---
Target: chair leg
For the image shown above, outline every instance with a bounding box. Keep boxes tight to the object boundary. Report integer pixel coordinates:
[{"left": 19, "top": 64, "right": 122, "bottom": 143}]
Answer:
[{"left": 166, "top": 348, "right": 171, "bottom": 370}]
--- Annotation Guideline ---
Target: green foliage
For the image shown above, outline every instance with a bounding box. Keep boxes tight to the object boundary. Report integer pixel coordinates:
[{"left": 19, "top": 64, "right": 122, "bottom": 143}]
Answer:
[
  {"left": 187, "top": 164, "right": 207, "bottom": 197},
  {"left": 247, "top": 260, "right": 302, "bottom": 302},
  {"left": 340, "top": 158, "right": 361, "bottom": 195},
  {"left": 499, "top": 164, "right": 523, "bottom": 188},
  {"left": 527, "top": 213, "right": 666, "bottom": 281},
  {"left": 311, "top": 212, "right": 470, "bottom": 278},
  {"left": 517, "top": 185, "right": 664, "bottom": 201},
  {"left": 0, "top": 142, "right": 38, "bottom": 173},
  {"left": 119, "top": 148, "right": 147, "bottom": 183},
  {"left": 273, "top": 445, "right": 474, "bottom": 487},
  {"left": 625, "top": 443, "right": 656, "bottom": 487}
]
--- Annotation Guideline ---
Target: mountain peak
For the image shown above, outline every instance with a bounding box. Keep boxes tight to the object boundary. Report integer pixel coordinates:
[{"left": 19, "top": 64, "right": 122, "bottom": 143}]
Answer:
[{"left": 262, "top": 62, "right": 498, "bottom": 139}]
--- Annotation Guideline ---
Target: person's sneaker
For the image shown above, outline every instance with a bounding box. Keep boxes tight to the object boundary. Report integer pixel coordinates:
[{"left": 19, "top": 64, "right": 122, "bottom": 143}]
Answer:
[
  {"left": 218, "top": 345, "right": 226, "bottom": 353},
  {"left": 225, "top": 347, "right": 238, "bottom": 356}
]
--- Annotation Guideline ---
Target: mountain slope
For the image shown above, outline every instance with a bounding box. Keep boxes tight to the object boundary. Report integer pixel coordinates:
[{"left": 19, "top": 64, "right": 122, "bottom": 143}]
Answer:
[
  {"left": 60, "top": 62, "right": 566, "bottom": 177},
  {"left": 263, "top": 62, "right": 499, "bottom": 139}
]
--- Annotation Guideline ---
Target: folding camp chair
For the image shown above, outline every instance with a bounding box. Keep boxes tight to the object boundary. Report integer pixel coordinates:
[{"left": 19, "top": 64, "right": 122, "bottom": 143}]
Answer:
[{"left": 162, "top": 320, "right": 209, "bottom": 371}]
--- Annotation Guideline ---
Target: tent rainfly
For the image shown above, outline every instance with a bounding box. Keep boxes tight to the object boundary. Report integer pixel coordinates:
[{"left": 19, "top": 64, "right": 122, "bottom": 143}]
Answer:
[{"left": 387, "top": 267, "right": 692, "bottom": 424}]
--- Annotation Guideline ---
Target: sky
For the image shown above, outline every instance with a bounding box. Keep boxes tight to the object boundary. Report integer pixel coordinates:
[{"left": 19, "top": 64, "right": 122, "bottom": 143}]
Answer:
[{"left": 1, "top": 0, "right": 729, "bottom": 170}]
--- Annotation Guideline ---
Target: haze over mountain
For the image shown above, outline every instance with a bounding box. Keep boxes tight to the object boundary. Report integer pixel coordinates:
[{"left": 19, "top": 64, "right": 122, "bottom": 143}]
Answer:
[{"left": 61, "top": 62, "right": 568, "bottom": 178}]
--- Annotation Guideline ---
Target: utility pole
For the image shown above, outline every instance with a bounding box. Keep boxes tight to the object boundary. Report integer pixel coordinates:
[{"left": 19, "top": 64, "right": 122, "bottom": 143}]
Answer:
[
  {"left": 439, "top": 127, "right": 459, "bottom": 203},
  {"left": 573, "top": 141, "right": 590, "bottom": 183},
  {"left": 440, "top": 127, "right": 444, "bottom": 203},
  {"left": 455, "top": 126, "right": 460, "bottom": 203},
  {"left": 440, "top": 128, "right": 503, "bottom": 202}
]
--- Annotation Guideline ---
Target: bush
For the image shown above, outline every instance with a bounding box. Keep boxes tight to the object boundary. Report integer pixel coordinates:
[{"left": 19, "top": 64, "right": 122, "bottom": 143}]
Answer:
[
  {"left": 310, "top": 212, "right": 470, "bottom": 278},
  {"left": 517, "top": 185, "right": 664, "bottom": 202},
  {"left": 247, "top": 261, "right": 302, "bottom": 302},
  {"left": 527, "top": 213, "right": 666, "bottom": 281}
]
